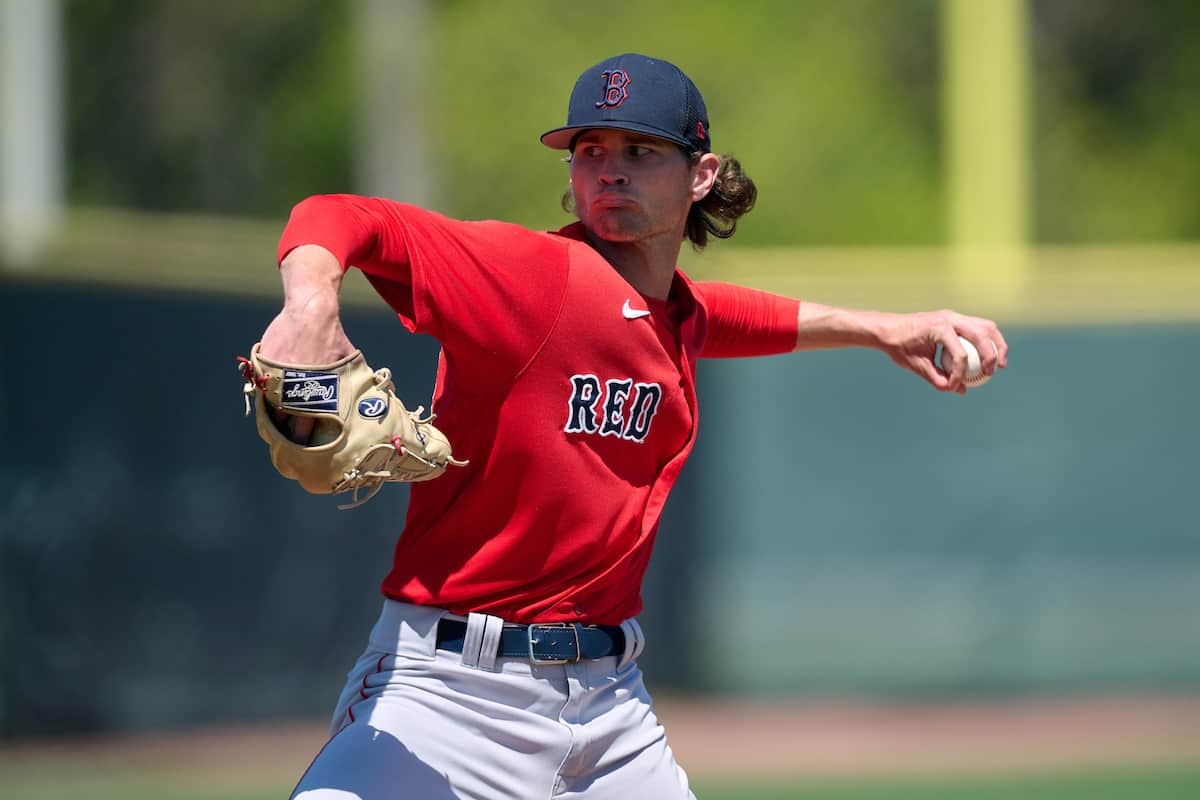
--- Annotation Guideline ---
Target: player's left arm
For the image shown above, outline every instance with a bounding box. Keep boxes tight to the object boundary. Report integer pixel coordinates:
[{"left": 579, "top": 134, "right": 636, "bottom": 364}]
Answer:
[
  {"left": 792, "top": 302, "right": 1008, "bottom": 395},
  {"left": 695, "top": 281, "right": 1007, "bottom": 395}
]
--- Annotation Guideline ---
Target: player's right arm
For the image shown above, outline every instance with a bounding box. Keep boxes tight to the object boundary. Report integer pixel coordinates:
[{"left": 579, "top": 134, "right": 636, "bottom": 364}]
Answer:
[
  {"left": 259, "top": 192, "right": 412, "bottom": 369},
  {"left": 259, "top": 243, "right": 355, "bottom": 365},
  {"left": 263, "top": 193, "right": 569, "bottom": 383},
  {"left": 256, "top": 244, "right": 356, "bottom": 444},
  {"left": 258, "top": 194, "right": 392, "bottom": 441}
]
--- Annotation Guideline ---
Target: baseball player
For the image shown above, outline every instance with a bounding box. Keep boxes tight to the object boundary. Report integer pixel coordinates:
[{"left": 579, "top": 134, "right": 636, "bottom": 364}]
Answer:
[{"left": 261, "top": 53, "right": 1007, "bottom": 799}]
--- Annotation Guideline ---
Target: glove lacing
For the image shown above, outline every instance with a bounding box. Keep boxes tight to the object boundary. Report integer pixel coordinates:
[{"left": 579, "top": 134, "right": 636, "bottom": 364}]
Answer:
[
  {"left": 333, "top": 367, "right": 463, "bottom": 510},
  {"left": 237, "top": 356, "right": 268, "bottom": 416}
]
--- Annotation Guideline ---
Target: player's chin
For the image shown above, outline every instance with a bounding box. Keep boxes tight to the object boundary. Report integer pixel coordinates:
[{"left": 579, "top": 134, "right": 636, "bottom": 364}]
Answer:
[{"left": 585, "top": 213, "right": 650, "bottom": 242}]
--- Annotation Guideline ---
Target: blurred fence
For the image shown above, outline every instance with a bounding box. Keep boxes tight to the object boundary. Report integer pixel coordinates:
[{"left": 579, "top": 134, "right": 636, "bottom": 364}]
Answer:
[
  {"left": 1, "top": 274, "right": 1198, "bottom": 736},
  {"left": 3, "top": 0, "right": 1200, "bottom": 740},
  {"left": 680, "top": 325, "right": 1200, "bottom": 693}
]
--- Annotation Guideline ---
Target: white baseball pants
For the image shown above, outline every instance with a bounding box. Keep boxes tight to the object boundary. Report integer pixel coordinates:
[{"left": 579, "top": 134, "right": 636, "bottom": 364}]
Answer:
[{"left": 292, "top": 600, "right": 696, "bottom": 800}]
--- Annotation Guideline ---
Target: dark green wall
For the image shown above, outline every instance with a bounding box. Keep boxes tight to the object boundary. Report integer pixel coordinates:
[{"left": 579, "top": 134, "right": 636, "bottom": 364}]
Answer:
[
  {"left": 1, "top": 282, "right": 1197, "bottom": 737},
  {"left": 684, "top": 328, "right": 1200, "bottom": 692}
]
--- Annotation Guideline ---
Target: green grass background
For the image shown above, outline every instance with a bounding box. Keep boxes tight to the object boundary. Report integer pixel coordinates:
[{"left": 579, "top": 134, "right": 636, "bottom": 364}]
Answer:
[
  {"left": 701, "top": 765, "right": 1200, "bottom": 800},
  {"left": 3, "top": 762, "right": 1199, "bottom": 800}
]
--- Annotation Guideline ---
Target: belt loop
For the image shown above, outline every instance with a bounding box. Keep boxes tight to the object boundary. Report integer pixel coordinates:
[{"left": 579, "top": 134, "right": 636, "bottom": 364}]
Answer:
[
  {"left": 476, "top": 615, "right": 505, "bottom": 671},
  {"left": 617, "top": 618, "right": 645, "bottom": 670},
  {"left": 460, "top": 612, "right": 488, "bottom": 668}
]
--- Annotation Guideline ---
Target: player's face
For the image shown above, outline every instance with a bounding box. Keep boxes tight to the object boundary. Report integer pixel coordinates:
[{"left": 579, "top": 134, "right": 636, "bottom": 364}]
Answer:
[{"left": 568, "top": 130, "right": 704, "bottom": 244}]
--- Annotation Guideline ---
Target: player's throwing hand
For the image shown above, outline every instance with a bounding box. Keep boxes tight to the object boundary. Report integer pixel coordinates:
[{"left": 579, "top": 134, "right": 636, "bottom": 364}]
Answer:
[{"left": 879, "top": 310, "right": 1007, "bottom": 394}]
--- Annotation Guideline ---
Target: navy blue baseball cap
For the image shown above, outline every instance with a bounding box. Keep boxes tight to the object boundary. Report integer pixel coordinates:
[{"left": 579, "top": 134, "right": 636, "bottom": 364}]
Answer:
[{"left": 541, "top": 53, "right": 711, "bottom": 153}]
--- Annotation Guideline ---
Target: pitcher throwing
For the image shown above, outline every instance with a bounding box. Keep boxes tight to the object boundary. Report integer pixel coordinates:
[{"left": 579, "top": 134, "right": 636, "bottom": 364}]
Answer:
[{"left": 256, "top": 53, "right": 1008, "bottom": 799}]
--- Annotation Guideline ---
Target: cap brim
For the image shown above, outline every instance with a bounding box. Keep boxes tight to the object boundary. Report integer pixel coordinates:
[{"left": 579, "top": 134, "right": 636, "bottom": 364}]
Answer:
[{"left": 540, "top": 121, "right": 693, "bottom": 150}]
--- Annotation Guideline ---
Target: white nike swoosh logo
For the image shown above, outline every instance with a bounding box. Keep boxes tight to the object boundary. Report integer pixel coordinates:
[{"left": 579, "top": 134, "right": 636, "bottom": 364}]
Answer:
[{"left": 622, "top": 299, "right": 651, "bottom": 320}]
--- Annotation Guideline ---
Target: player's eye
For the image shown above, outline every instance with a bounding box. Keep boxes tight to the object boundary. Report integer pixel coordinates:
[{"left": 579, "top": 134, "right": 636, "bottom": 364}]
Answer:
[
  {"left": 626, "top": 145, "right": 652, "bottom": 158},
  {"left": 580, "top": 145, "right": 605, "bottom": 158}
]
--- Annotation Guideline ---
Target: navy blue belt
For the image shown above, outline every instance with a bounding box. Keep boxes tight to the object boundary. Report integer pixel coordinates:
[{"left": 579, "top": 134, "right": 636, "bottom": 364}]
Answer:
[{"left": 436, "top": 619, "right": 625, "bottom": 665}]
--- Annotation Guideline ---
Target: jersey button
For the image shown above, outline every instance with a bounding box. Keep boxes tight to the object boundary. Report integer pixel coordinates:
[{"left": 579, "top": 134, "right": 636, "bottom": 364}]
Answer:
[{"left": 573, "top": 603, "right": 587, "bottom": 616}]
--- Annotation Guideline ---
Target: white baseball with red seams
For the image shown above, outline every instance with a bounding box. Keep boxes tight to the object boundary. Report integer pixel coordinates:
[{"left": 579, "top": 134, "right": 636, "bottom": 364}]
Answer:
[{"left": 941, "top": 336, "right": 998, "bottom": 387}]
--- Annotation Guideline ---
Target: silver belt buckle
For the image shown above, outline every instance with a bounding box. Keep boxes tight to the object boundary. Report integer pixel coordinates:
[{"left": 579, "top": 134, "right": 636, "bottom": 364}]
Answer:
[{"left": 527, "top": 623, "right": 580, "bottom": 665}]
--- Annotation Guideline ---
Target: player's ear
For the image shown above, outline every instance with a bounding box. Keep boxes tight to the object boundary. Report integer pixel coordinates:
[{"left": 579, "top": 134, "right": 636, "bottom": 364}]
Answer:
[{"left": 690, "top": 153, "right": 720, "bottom": 202}]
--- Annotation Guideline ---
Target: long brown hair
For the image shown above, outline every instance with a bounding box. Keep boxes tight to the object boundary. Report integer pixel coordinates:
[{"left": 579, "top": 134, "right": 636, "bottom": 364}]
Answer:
[{"left": 684, "top": 152, "right": 756, "bottom": 250}]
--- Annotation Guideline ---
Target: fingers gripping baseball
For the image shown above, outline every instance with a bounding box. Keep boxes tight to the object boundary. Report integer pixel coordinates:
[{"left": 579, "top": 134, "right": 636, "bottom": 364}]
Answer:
[{"left": 883, "top": 310, "right": 1007, "bottom": 394}]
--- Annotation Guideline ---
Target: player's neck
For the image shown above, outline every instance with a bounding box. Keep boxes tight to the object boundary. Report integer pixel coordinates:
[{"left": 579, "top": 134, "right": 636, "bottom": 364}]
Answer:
[{"left": 582, "top": 230, "right": 681, "bottom": 300}]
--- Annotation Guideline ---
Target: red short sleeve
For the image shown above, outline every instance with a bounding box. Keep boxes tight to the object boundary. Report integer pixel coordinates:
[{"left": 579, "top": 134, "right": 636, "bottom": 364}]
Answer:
[
  {"left": 277, "top": 194, "right": 570, "bottom": 388},
  {"left": 694, "top": 281, "right": 800, "bottom": 358}
]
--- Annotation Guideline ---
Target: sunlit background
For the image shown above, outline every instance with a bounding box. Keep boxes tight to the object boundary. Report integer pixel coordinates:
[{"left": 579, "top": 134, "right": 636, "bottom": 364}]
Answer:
[{"left": 2, "top": 1, "right": 1199, "bottom": 798}]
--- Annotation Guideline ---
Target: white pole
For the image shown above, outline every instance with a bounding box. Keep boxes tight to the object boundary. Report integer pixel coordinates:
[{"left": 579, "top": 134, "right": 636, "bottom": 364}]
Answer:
[
  {"left": 1, "top": 0, "right": 63, "bottom": 267},
  {"left": 354, "top": 0, "right": 433, "bottom": 206}
]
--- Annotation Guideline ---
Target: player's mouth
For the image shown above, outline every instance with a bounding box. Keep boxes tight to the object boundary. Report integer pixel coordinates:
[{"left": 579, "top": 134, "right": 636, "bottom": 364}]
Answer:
[{"left": 592, "top": 194, "right": 638, "bottom": 209}]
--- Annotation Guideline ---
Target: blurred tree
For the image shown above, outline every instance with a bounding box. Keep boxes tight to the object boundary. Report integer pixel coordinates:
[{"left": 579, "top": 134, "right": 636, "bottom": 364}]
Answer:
[
  {"left": 430, "top": 0, "right": 946, "bottom": 245},
  {"left": 66, "top": 0, "right": 354, "bottom": 216},
  {"left": 58, "top": 1, "right": 1200, "bottom": 246},
  {"left": 1033, "top": 0, "right": 1200, "bottom": 242}
]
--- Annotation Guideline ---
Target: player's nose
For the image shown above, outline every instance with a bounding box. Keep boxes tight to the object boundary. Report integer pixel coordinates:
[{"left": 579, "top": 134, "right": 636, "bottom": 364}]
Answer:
[
  {"left": 598, "top": 170, "right": 629, "bottom": 186},
  {"left": 596, "top": 154, "right": 629, "bottom": 186}
]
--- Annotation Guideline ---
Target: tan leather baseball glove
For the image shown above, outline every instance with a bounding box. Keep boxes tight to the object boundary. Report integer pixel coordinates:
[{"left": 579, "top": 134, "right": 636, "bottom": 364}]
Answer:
[{"left": 238, "top": 343, "right": 466, "bottom": 508}]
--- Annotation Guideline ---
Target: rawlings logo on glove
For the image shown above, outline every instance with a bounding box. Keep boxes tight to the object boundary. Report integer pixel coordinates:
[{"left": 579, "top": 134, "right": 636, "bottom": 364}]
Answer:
[{"left": 238, "top": 344, "right": 467, "bottom": 509}]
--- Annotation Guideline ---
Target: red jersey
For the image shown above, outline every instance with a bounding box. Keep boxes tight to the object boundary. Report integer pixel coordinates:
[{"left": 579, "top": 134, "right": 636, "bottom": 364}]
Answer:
[{"left": 279, "top": 195, "right": 799, "bottom": 624}]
